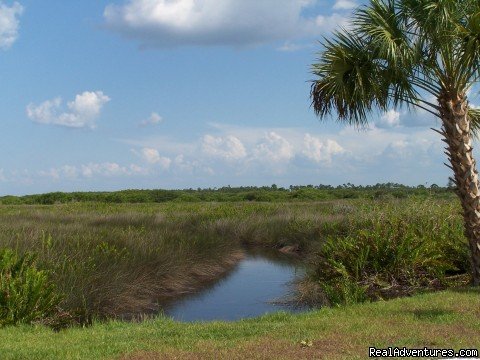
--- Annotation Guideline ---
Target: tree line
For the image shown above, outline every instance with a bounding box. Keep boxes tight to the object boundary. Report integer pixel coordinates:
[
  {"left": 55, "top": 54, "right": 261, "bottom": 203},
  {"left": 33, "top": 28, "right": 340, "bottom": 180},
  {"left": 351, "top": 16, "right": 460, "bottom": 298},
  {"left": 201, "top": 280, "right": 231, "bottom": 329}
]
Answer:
[{"left": 0, "top": 183, "right": 455, "bottom": 205}]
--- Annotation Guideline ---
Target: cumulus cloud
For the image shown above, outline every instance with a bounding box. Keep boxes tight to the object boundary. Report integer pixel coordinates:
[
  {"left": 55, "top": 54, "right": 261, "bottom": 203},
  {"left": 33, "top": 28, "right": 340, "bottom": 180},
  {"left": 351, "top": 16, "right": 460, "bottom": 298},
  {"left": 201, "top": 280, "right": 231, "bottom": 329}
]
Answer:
[
  {"left": 0, "top": 2, "right": 23, "bottom": 49},
  {"left": 38, "top": 168, "right": 60, "bottom": 180},
  {"left": 140, "top": 112, "right": 163, "bottom": 127},
  {"left": 202, "top": 135, "right": 247, "bottom": 161},
  {"left": 81, "top": 163, "right": 128, "bottom": 177},
  {"left": 333, "top": 0, "right": 357, "bottom": 10},
  {"left": 382, "top": 137, "right": 438, "bottom": 163},
  {"left": 376, "top": 109, "right": 401, "bottom": 128},
  {"left": 374, "top": 108, "right": 438, "bottom": 129},
  {"left": 6, "top": 122, "right": 454, "bottom": 192},
  {"left": 38, "top": 162, "right": 150, "bottom": 181},
  {"left": 110, "top": 120, "right": 454, "bottom": 186},
  {"left": 104, "top": 0, "right": 349, "bottom": 48},
  {"left": 26, "top": 91, "right": 111, "bottom": 129},
  {"left": 253, "top": 132, "right": 294, "bottom": 163},
  {"left": 137, "top": 147, "right": 172, "bottom": 168},
  {"left": 61, "top": 165, "right": 78, "bottom": 179},
  {"left": 314, "top": 12, "right": 351, "bottom": 30},
  {"left": 302, "top": 134, "right": 344, "bottom": 163}
]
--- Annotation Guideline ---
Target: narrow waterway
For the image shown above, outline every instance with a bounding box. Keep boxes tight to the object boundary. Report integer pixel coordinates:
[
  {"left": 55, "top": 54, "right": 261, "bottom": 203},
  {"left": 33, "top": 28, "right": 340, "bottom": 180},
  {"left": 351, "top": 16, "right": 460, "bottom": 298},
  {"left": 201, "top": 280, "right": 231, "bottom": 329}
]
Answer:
[{"left": 163, "top": 249, "right": 306, "bottom": 322}]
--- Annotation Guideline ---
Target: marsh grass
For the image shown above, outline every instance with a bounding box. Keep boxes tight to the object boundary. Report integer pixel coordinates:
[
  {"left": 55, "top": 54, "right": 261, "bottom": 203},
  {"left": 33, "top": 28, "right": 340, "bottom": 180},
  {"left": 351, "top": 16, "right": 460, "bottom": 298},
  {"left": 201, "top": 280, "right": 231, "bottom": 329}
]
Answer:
[
  {"left": 0, "top": 201, "right": 344, "bottom": 325},
  {"left": 0, "top": 197, "right": 469, "bottom": 325}
]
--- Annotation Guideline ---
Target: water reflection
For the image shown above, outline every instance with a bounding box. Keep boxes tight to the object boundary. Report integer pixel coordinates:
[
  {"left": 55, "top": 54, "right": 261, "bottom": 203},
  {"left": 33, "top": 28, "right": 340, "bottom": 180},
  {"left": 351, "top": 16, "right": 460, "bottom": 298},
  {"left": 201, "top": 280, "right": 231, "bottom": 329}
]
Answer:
[{"left": 163, "top": 249, "right": 306, "bottom": 322}]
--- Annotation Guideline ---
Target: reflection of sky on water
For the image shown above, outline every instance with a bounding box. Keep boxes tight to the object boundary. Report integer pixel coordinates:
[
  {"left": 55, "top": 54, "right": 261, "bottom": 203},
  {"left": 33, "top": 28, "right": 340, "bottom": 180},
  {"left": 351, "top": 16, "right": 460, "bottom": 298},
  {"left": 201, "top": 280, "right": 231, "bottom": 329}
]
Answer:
[{"left": 164, "top": 255, "right": 305, "bottom": 322}]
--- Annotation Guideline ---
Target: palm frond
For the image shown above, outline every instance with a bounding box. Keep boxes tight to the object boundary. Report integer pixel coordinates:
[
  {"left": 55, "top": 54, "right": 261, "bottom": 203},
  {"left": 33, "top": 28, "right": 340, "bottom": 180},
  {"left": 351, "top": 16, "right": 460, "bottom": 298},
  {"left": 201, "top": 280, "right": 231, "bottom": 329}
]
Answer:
[
  {"left": 354, "top": 0, "right": 411, "bottom": 66},
  {"left": 457, "top": 10, "right": 480, "bottom": 85},
  {"left": 469, "top": 107, "right": 480, "bottom": 138},
  {"left": 311, "top": 0, "right": 479, "bottom": 127},
  {"left": 311, "top": 31, "right": 388, "bottom": 127}
]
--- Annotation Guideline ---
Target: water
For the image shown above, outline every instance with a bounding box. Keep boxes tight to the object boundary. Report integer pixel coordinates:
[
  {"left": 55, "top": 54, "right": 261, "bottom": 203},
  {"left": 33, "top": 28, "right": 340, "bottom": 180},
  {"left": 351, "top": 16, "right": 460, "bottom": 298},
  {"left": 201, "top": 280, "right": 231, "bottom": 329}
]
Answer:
[{"left": 163, "top": 250, "right": 305, "bottom": 322}]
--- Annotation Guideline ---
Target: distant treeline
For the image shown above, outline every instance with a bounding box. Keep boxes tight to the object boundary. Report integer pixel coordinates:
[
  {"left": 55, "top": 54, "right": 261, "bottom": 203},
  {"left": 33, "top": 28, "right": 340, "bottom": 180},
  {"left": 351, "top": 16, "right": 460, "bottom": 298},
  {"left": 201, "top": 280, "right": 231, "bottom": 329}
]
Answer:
[{"left": 0, "top": 183, "right": 455, "bottom": 205}]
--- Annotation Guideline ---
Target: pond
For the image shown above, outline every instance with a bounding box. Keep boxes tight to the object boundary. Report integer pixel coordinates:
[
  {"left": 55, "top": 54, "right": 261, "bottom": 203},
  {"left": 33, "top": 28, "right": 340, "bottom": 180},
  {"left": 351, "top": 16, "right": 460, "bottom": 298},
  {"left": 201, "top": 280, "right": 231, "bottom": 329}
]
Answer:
[{"left": 163, "top": 249, "right": 307, "bottom": 322}]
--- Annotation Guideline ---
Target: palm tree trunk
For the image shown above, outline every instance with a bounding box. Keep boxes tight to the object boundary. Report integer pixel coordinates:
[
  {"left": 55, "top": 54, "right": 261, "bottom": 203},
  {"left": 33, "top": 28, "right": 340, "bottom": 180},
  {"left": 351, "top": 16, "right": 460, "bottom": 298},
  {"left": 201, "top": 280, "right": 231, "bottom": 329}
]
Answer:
[{"left": 439, "top": 92, "right": 480, "bottom": 286}]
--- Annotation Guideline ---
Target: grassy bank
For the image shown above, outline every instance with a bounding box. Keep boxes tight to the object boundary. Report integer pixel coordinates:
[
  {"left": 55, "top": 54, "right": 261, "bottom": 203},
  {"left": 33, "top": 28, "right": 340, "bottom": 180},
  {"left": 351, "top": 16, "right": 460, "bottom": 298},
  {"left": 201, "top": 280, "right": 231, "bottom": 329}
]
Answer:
[
  {"left": 0, "top": 289, "right": 478, "bottom": 359},
  {"left": 0, "top": 197, "right": 471, "bottom": 325}
]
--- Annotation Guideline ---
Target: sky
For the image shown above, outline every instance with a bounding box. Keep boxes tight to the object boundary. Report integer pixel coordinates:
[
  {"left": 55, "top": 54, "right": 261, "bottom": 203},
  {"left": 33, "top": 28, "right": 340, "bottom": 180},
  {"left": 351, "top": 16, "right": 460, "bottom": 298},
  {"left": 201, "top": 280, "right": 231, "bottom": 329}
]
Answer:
[{"left": 0, "top": 0, "right": 477, "bottom": 195}]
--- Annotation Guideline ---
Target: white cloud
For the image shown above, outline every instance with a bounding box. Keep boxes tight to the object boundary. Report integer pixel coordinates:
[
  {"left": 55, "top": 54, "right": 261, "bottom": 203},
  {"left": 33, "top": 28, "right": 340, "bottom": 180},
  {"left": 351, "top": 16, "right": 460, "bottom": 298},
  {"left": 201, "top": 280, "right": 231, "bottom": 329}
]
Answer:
[
  {"left": 314, "top": 12, "right": 351, "bottom": 30},
  {"left": 202, "top": 135, "right": 247, "bottom": 161},
  {"left": 0, "top": 169, "right": 6, "bottom": 182},
  {"left": 140, "top": 112, "right": 163, "bottom": 127},
  {"left": 81, "top": 162, "right": 149, "bottom": 178},
  {"left": 138, "top": 147, "right": 172, "bottom": 169},
  {"left": 37, "top": 162, "right": 150, "bottom": 181},
  {"left": 61, "top": 165, "right": 78, "bottom": 179},
  {"left": 253, "top": 132, "right": 294, "bottom": 163},
  {"left": 4, "top": 122, "right": 455, "bottom": 193},
  {"left": 39, "top": 168, "right": 60, "bottom": 180},
  {"left": 104, "top": 0, "right": 348, "bottom": 48},
  {"left": 0, "top": 2, "right": 23, "bottom": 50},
  {"left": 277, "top": 41, "right": 311, "bottom": 52},
  {"left": 81, "top": 163, "right": 129, "bottom": 177},
  {"left": 376, "top": 109, "right": 401, "bottom": 128},
  {"left": 27, "top": 91, "right": 111, "bottom": 129},
  {"left": 173, "top": 154, "right": 212, "bottom": 175},
  {"left": 302, "top": 134, "right": 344, "bottom": 163},
  {"left": 382, "top": 138, "right": 437, "bottom": 163},
  {"left": 129, "top": 163, "right": 150, "bottom": 175},
  {"left": 333, "top": 0, "right": 357, "bottom": 10},
  {"left": 142, "top": 148, "right": 161, "bottom": 164}
]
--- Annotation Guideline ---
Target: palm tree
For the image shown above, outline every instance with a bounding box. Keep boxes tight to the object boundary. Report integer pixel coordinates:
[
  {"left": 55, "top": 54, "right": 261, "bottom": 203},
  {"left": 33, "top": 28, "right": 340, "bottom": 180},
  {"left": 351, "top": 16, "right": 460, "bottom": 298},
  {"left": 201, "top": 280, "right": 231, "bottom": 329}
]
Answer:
[{"left": 310, "top": 0, "right": 480, "bottom": 285}]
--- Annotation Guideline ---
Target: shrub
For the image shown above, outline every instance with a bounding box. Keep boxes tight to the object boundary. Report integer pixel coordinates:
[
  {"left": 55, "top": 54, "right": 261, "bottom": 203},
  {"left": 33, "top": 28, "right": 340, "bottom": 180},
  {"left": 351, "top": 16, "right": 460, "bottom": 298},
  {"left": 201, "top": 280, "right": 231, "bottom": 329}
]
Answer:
[
  {"left": 0, "top": 249, "right": 61, "bottom": 326},
  {"left": 308, "top": 201, "right": 470, "bottom": 306}
]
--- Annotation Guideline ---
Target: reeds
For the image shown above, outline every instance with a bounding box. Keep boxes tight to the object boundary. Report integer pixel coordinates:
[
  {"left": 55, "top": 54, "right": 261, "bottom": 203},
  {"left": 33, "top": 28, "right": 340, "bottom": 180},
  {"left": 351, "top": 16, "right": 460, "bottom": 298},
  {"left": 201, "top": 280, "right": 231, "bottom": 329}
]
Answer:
[
  {"left": 0, "top": 201, "right": 335, "bottom": 325},
  {"left": 0, "top": 198, "right": 468, "bottom": 325}
]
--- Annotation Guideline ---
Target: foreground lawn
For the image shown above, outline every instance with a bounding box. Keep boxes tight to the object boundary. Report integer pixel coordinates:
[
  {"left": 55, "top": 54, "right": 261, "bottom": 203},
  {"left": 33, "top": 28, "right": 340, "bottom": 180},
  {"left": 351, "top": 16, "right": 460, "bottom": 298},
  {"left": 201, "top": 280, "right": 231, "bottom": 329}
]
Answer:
[{"left": 1, "top": 289, "right": 479, "bottom": 360}]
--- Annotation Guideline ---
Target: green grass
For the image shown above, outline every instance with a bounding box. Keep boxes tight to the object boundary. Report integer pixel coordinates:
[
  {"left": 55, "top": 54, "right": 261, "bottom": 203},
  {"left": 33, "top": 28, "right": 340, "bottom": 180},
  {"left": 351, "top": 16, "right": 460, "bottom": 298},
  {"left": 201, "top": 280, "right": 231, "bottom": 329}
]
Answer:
[
  {"left": 0, "top": 289, "right": 478, "bottom": 359},
  {"left": 0, "top": 200, "right": 356, "bottom": 323},
  {"left": 0, "top": 196, "right": 477, "bottom": 358},
  {"left": 0, "top": 197, "right": 471, "bottom": 325}
]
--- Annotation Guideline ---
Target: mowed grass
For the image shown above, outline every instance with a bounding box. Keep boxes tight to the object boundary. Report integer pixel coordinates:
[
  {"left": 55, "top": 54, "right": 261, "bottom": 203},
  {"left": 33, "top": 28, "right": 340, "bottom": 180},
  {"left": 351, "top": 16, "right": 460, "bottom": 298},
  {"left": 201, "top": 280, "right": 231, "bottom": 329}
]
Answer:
[{"left": 0, "top": 289, "right": 478, "bottom": 360}]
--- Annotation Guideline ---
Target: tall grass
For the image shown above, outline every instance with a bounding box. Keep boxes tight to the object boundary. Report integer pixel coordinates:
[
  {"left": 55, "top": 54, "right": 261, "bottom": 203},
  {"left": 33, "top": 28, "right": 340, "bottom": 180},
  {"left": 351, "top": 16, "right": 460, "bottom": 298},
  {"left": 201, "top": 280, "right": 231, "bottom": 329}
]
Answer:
[
  {"left": 0, "top": 201, "right": 344, "bottom": 324},
  {"left": 0, "top": 197, "right": 469, "bottom": 325}
]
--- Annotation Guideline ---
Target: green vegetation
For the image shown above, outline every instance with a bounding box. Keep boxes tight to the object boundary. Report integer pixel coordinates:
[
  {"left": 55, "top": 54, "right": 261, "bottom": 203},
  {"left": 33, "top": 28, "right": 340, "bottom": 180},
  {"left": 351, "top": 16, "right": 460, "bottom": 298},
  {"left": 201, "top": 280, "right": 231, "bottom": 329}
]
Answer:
[
  {"left": 0, "top": 202, "right": 249, "bottom": 325},
  {"left": 310, "top": 0, "right": 480, "bottom": 285},
  {"left": 0, "top": 183, "right": 454, "bottom": 204},
  {"left": 0, "top": 190, "right": 477, "bottom": 358},
  {"left": 306, "top": 201, "right": 470, "bottom": 306},
  {"left": 0, "top": 289, "right": 478, "bottom": 359},
  {"left": 0, "top": 249, "right": 60, "bottom": 326},
  {"left": 0, "top": 193, "right": 472, "bottom": 328}
]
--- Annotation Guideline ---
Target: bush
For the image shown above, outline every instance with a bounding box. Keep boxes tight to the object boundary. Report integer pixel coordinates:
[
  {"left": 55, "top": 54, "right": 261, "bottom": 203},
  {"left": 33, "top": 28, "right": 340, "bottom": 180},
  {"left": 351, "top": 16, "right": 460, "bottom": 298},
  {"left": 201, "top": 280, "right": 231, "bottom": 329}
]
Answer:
[
  {"left": 0, "top": 249, "right": 61, "bottom": 326},
  {"left": 308, "top": 201, "right": 470, "bottom": 306}
]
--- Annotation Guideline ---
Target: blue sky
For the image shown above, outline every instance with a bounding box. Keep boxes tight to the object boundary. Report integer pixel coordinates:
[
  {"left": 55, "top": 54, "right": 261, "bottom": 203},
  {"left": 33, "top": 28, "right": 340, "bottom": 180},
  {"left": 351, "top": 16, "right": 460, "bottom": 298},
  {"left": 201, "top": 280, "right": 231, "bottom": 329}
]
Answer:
[{"left": 0, "top": 0, "right": 474, "bottom": 195}]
